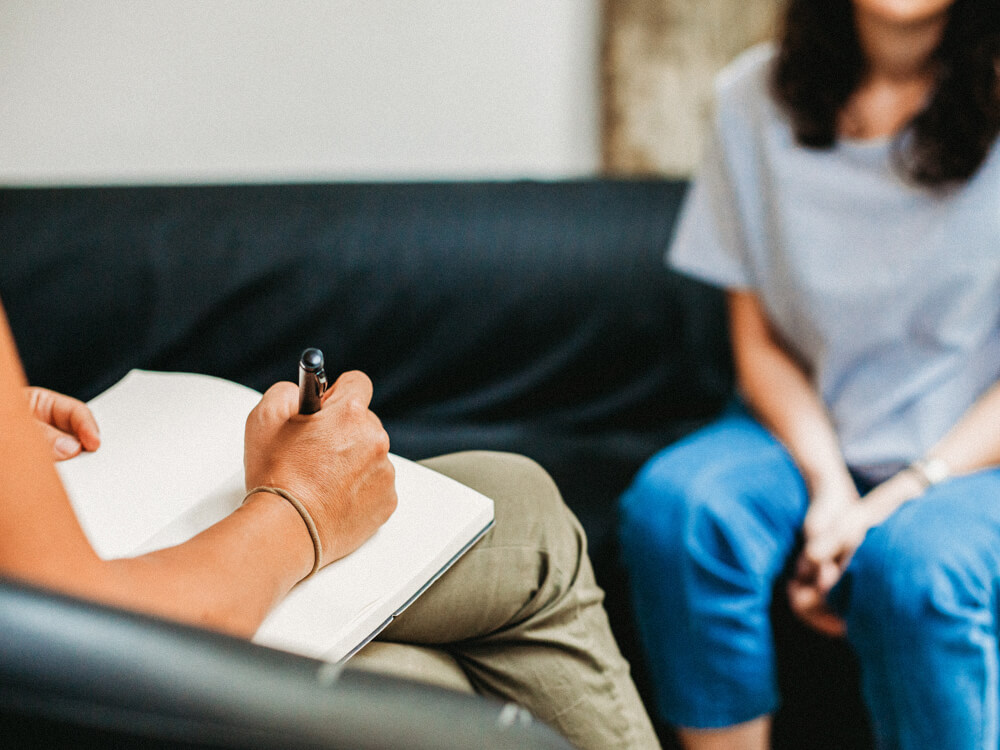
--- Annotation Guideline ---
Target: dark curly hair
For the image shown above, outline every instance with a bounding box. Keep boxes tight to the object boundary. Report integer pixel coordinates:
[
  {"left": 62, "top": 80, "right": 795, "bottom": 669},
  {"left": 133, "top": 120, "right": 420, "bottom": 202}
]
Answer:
[{"left": 772, "top": 0, "right": 1000, "bottom": 186}]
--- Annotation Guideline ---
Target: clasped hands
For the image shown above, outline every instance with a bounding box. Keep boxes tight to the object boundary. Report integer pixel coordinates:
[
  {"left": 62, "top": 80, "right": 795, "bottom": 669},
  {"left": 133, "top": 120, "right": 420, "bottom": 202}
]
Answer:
[
  {"left": 788, "top": 473, "right": 926, "bottom": 637},
  {"left": 27, "top": 371, "right": 397, "bottom": 572}
]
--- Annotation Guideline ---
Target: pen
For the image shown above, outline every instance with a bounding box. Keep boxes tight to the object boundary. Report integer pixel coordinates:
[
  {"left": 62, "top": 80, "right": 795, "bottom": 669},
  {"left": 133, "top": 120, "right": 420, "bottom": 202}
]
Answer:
[{"left": 298, "top": 348, "right": 328, "bottom": 415}]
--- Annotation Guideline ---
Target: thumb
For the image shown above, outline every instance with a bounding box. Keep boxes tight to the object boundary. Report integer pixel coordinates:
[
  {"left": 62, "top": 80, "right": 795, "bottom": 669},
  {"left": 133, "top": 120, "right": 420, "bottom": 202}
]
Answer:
[{"left": 38, "top": 422, "right": 82, "bottom": 460}]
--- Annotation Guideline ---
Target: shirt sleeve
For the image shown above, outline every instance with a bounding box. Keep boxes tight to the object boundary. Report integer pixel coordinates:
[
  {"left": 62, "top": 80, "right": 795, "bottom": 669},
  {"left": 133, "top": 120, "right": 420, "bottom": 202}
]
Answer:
[{"left": 666, "top": 105, "right": 755, "bottom": 291}]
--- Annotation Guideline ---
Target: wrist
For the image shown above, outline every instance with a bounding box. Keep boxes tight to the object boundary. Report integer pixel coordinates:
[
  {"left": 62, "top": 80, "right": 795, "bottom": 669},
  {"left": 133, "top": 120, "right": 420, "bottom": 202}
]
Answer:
[
  {"left": 805, "top": 469, "right": 858, "bottom": 506},
  {"left": 904, "top": 457, "right": 951, "bottom": 490},
  {"left": 860, "top": 468, "right": 932, "bottom": 526},
  {"left": 241, "top": 489, "right": 317, "bottom": 583}
]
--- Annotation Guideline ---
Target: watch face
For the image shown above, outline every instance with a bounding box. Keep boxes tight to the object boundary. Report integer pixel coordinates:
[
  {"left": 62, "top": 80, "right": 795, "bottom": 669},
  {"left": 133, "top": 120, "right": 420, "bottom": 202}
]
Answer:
[{"left": 909, "top": 458, "right": 950, "bottom": 488}]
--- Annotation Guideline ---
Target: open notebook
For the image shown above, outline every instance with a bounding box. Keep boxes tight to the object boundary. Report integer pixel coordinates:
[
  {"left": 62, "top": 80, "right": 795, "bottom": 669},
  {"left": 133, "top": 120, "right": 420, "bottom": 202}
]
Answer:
[{"left": 56, "top": 370, "right": 494, "bottom": 663}]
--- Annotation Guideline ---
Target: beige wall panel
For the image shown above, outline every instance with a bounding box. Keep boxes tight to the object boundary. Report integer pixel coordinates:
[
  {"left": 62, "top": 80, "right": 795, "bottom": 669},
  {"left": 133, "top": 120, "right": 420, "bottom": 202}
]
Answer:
[{"left": 602, "top": 0, "right": 780, "bottom": 176}]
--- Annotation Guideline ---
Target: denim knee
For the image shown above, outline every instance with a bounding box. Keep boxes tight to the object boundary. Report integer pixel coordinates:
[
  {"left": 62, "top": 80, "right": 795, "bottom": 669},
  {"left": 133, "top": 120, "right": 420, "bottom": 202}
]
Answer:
[
  {"left": 842, "top": 498, "right": 995, "bottom": 638},
  {"left": 618, "top": 453, "right": 694, "bottom": 583},
  {"left": 620, "top": 414, "right": 808, "bottom": 597},
  {"left": 618, "top": 422, "right": 809, "bottom": 728},
  {"left": 838, "top": 479, "right": 1000, "bottom": 749}
]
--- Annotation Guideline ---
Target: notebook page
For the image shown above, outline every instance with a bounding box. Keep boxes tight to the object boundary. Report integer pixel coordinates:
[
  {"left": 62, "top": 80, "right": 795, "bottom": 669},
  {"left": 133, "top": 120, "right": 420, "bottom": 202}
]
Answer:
[{"left": 56, "top": 370, "right": 260, "bottom": 559}]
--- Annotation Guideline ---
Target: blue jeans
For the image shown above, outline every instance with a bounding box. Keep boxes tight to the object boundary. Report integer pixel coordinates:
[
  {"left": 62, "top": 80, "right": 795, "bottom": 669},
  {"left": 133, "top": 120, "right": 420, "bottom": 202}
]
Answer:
[{"left": 619, "top": 407, "right": 1000, "bottom": 749}]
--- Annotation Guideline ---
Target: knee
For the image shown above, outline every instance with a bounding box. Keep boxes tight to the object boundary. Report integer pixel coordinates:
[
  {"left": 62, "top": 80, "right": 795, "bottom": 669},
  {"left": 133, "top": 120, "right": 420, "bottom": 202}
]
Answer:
[
  {"left": 470, "top": 452, "right": 599, "bottom": 610},
  {"left": 492, "top": 451, "right": 568, "bottom": 524},
  {"left": 444, "top": 450, "right": 586, "bottom": 568},
  {"left": 505, "top": 454, "right": 589, "bottom": 576},
  {"left": 422, "top": 449, "right": 564, "bottom": 520},
  {"left": 845, "top": 505, "right": 991, "bottom": 632},
  {"left": 618, "top": 453, "right": 692, "bottom": 571},
  {"left": 620, "top": 452, "right": 761, "bottom": 586}
]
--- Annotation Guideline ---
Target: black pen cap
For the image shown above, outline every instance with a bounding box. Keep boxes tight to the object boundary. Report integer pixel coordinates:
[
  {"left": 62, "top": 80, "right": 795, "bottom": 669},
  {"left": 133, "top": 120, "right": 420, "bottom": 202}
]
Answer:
[{"left": 300, "top": 348, "right": 324, "bottom": 372}]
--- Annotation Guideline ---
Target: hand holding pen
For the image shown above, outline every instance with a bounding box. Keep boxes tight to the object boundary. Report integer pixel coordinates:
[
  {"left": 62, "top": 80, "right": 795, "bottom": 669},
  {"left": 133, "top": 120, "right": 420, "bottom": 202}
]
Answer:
[{"left": 243, "top": 349, "right": 397, "bottom": 576}]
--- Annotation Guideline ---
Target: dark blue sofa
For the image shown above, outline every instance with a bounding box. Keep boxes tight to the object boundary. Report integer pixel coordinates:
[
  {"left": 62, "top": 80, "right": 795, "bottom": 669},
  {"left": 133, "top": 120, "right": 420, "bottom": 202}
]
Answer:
[{"left": 0, "top": 180, "right": 871, "bottom": 748}]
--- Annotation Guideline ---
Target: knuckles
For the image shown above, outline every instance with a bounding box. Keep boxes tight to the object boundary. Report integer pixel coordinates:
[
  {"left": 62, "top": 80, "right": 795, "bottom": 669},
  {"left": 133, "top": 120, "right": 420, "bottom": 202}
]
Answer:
[{"left": 372, "top": 425, "right": 391, "bottom": 455}]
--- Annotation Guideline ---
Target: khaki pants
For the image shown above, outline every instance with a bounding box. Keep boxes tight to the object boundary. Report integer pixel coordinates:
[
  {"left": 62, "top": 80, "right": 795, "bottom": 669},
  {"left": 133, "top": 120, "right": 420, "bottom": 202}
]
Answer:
[{"left": 351, "top": 451, "right": 660, "bottom": 750}]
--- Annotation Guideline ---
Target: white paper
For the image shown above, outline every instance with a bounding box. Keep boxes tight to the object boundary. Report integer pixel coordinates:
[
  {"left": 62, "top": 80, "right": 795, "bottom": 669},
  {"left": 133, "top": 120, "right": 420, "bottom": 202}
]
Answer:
[{"left": 57, "top": 370, "right": 494, "bottom": 662}]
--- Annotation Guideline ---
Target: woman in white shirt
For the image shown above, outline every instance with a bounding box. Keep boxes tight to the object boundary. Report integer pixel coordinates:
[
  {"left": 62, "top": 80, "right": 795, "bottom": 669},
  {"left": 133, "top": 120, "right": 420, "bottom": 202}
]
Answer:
[{"left": 619, "top": 1, "right": 1000, "bottom": 748}]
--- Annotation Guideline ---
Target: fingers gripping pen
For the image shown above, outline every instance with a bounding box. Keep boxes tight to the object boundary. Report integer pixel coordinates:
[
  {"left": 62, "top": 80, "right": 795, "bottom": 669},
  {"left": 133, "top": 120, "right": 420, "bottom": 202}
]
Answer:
[{"left": 298, "top": 348, "right": 328, "bottom": 415}]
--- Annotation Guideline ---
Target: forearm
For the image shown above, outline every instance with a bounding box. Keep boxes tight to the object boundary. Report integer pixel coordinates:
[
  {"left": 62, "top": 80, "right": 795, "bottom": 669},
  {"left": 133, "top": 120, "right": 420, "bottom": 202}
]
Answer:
[
  {"left": 728, "top": 291, "right": 852, "bottom": 497},
  {"left": 738, "top": 342, "right": 846, "bottom": 489},
  {"left": 925, "top": 380, "right": 1000, "bottom": 474},
  {"left": 19, "top": 490, "right": 313, "bottom": 639},
  {"left": 861, "top": 380, "right": 1000, "bottom": 522},
  {"left": 100, "top": 493, "right": 313, "bottom": 637}
]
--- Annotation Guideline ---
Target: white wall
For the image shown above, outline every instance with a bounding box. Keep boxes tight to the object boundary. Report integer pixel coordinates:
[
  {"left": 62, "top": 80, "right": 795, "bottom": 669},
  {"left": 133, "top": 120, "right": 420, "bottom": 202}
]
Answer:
[{"left": 0, "top": 1, "right": 601, "bottom": 185}]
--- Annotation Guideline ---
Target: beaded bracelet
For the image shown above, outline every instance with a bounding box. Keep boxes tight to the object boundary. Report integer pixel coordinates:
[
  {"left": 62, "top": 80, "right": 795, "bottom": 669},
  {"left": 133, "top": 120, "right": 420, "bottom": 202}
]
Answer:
[{"left": 244, "top": 486, "right": 323, "bottom": 578}]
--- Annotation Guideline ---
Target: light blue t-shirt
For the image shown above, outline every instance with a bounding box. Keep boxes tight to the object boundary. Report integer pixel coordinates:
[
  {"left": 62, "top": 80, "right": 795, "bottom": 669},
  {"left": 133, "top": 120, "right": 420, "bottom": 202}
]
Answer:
[{"left": 670, "top": 44, "right": 1000, "bottom": 482}]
